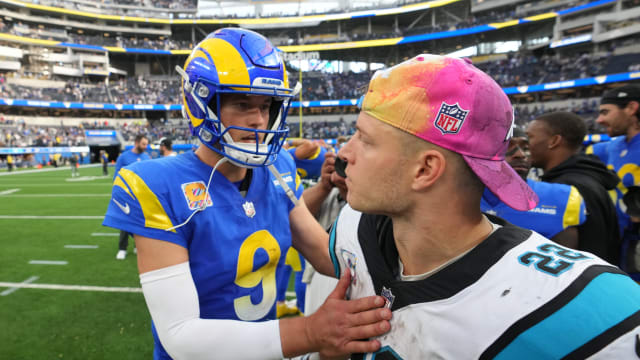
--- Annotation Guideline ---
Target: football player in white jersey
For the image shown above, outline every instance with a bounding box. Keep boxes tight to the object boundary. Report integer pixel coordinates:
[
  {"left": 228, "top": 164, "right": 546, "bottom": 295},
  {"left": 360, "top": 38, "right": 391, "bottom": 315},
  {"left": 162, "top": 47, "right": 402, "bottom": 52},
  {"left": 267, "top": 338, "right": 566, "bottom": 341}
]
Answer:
[
  {"left": 103, "top": 28, "right": 390, "bottom": 360},
  {"left": 330, "top": 54, "right": 640, "bottom": 359}
]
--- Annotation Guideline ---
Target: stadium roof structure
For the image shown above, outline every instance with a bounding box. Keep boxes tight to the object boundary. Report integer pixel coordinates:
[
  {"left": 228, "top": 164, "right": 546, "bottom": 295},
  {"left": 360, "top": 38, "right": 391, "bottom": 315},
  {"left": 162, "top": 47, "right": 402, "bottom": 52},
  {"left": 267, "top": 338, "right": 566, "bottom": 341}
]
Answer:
[
  {"left": 0, "top": 0, "right": 462, "bottom": 25},
  {"left": 0, "top": 0, "right": 615, "bottom": 57}
]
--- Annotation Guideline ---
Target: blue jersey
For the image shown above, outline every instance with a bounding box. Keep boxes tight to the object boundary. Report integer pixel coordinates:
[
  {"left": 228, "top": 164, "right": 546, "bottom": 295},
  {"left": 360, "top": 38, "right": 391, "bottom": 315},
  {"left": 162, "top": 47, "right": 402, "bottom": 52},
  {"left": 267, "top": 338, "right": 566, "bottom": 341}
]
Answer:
[
  {"left": 587, "top": 134, "right": 640, "bottom": 233},
  {"left": 103, "top": 150, "right": 302, "bottom": 359},
  {"left": 481, "top": 179, "right": 586, "bottom": 238},
  {"left": 288, "top": 145, "right": 326, "bottom": 180},
  {"left": 113, "top": 149, "right": 150, "bottom": 179}
]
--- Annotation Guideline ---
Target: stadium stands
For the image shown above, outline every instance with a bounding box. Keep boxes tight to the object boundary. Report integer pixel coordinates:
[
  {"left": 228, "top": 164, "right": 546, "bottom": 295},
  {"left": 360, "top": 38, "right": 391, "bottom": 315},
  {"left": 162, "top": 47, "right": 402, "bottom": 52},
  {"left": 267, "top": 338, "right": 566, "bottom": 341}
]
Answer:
[{"left": 0, "top": 0, "right": 637, "bottom": 151}]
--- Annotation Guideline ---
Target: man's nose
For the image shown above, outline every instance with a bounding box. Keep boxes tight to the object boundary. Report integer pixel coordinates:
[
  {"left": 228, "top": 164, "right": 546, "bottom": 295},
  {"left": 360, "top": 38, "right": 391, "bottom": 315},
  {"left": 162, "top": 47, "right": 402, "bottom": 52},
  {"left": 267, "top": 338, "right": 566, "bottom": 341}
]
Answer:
[{"left": 248, "top": 109, "right": 268, "bottom": 128}]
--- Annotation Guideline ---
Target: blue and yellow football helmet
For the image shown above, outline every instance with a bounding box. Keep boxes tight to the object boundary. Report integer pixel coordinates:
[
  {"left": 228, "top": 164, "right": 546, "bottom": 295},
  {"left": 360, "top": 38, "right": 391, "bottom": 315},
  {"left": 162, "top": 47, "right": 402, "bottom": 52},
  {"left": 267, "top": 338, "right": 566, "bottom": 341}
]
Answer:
[{"left": 177, "top": 28, "right": 298, "bottom": 167}]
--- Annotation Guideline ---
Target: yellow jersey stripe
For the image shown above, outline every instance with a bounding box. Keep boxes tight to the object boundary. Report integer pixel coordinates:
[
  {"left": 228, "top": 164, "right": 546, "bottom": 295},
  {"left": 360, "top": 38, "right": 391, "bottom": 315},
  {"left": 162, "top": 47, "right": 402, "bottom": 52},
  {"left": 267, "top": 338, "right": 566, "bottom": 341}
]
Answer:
[
  {"left": 113, "top": 175, "right": 134, "bottom": 199},
  {"left": 562, "top": 186, "right": 583, "bottom": 228},
  {"left": 119, "top": 168, "right": 176, "bottom": 232}
]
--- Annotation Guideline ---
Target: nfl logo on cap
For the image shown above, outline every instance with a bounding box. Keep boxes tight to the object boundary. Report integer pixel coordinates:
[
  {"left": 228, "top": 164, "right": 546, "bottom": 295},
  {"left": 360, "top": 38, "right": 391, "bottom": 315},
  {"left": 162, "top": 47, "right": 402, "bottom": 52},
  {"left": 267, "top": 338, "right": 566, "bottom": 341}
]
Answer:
[{"left": 434, "top": 102, "right": 468, "bottom": 134}]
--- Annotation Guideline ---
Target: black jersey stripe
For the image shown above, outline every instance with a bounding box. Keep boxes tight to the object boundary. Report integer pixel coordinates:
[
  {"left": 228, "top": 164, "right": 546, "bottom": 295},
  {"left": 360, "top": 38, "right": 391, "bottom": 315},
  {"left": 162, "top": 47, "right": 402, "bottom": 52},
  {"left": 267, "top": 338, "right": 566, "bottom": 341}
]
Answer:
[
  {"left": 357, "top": 213, "right": 532, "bottom": 310},
  {"left": 561, "top": 309, "right": 640, "bottom": 360},
  {"left": 479, "top": 265, "right": 627, "bottom": 360}
]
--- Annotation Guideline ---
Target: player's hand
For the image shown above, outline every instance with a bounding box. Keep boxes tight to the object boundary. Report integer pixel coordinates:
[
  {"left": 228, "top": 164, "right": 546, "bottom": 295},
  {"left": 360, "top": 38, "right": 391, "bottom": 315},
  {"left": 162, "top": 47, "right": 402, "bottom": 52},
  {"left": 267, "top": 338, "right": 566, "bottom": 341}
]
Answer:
[
  {"left": 319, "top": 152, "right": 337, "bottom": 192},
  {"left": 304, "top": 270, "right": 391, "bottom": 358}
]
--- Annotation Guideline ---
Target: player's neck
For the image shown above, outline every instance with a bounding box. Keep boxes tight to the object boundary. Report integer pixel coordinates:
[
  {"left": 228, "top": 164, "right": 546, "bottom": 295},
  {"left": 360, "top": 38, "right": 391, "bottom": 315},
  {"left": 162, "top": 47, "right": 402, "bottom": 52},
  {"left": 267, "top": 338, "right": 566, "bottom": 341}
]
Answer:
[
  {"left": 195, "top": 145, "right": 247, "bottom": 182},
  {"left": 391, "top": 203, "right": 491, "bottom": 276},
  {"left": 626, "top": 123, "right": 640, "bottom": 142},
  {"left": 543, "top": 148, "right": 576, "bottom": 172}
]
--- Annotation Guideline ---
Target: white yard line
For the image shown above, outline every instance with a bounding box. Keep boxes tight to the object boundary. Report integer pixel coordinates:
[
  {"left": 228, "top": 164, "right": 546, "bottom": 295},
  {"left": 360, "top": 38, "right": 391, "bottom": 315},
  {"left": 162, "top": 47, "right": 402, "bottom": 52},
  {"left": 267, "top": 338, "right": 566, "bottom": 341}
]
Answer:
[
  {"left": 64, "top": 245, "right": 99, "bottom": 249},
  {"left": 91, "top": 233, "right": 119, "bottom": 236},
  {"left": 29, "top": 260, "right": 68, "bottom": 265},
  {"left": 0, "top": 282, "right": 142, "bottom": 293},
  {"left": 0, "top": 188, "right": 20, "bottom": 195},
  {"left": 0, "top": 184, "right": 111, "bottom": 187},
  {"left": 0, "top": 164, "right": 100, "bottom": 176},
  {"left": 0, "top": 216, "right": 104, "bottom": 219},
  {"left": 0, "top": 276, "right": 39, "bottom": 296},
  {"left": 66, "top": 175, "right": 112, "bottom": 182}
]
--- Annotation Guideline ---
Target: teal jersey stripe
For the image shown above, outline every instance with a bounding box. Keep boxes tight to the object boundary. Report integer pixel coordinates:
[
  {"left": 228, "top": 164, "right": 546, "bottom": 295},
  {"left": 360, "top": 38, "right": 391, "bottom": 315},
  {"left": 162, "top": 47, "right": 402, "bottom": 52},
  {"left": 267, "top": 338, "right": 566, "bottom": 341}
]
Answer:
[
  {"left": 329, "top": 217, "right": 340, "bottom": 278},
  {"left": 496, "top": 273, "right": 640, "bottom": 359}
]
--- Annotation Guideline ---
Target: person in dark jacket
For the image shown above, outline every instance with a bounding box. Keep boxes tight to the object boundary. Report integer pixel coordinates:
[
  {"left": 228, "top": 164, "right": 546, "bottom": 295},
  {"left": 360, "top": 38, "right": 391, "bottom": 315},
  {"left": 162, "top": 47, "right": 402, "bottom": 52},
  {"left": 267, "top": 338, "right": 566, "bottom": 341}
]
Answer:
[{"left": 527, "top": 111, "right": 621, "bottom": 265}]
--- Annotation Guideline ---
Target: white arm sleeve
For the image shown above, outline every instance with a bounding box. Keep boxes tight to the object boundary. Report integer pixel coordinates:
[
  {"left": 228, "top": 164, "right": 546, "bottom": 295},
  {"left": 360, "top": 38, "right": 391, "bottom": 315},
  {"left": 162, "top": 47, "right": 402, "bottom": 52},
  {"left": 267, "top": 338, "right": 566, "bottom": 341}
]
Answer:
[{"left": 140, "top": 262, "right": 283, "bottom": 360}]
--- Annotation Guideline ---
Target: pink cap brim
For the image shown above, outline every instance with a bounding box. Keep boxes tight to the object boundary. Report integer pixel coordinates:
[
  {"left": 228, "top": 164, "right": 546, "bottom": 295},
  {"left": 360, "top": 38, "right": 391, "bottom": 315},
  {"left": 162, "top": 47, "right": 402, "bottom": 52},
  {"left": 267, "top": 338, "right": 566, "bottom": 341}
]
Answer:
[{"left": 463, "top": 156, "right": 539, "bottom": 211}]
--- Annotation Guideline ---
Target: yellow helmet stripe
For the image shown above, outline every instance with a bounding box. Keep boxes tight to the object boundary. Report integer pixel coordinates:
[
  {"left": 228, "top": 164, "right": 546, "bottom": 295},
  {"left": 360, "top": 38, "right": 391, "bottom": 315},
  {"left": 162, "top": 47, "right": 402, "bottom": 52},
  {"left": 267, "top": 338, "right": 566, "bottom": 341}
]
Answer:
[
  {"left": 184, "top": 93, "right": 204, "bottom": 129},
  {"left": 197, "top": 38, "right": 250, "bottom": 87}
]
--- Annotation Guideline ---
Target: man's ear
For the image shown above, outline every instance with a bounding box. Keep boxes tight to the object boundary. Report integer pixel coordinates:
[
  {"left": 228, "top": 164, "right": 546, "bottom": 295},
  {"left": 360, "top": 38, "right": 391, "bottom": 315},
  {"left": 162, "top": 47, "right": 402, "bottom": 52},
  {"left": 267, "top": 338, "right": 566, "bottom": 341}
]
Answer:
[
  {"left": 625, "top": 101, "right": 639, "bottom": 119},
  {"left": 548, "top": 134, "right": 562, "bottom": 149},
  {"left": 413, "top": 149, "right": 446, "bottom": 191}
]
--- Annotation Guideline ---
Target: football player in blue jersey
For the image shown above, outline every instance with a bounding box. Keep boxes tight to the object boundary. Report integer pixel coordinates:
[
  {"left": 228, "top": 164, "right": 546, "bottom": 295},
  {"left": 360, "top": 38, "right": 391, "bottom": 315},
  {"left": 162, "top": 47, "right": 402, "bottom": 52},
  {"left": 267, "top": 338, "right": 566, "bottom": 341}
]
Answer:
[
  {"left": 586, "top": 84, "right": 640, "bottom": 275},
  {"left": 100, "top": 150, "right": 109, "bottom": 176},
  {"left": 113, "top": 133, "right": 150, "bottom": 260},
  {"left": 331, "top": 54, "right": 640, "bottom": 359},
  {"left": 103, "top": 28, "right": 390, "bottom": 360},
  {"left": 481, "top": 127, "right": 587, "bottom": 245}
]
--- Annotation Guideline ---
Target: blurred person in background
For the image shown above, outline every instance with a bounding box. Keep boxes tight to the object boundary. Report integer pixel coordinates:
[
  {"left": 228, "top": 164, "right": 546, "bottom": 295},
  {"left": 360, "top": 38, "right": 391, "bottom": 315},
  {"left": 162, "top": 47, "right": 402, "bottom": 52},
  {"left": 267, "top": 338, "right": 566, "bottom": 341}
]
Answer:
[
  {"left": 6, "top": 154, "right": 13, "bottom": 171},
  {"left": 69, "top": 153, "right": 79, "bottom": 177},
  {"left": 481, "top": 127, "right": 587, "bottom": 245},
  {"left": 586, "top": 85, "right": 640, "bottom": 277},
  {"left": 100, "top": 150, "right": 109, "bottom": 176},
  {"left": 527, "top": 111, "right": 621, "bottom": 264},
  {"left": 113, "top": 134, "right": 150, "bottom": 260},
  {"left": 158, "top": 137, "right": 177, "bottom": 157}
]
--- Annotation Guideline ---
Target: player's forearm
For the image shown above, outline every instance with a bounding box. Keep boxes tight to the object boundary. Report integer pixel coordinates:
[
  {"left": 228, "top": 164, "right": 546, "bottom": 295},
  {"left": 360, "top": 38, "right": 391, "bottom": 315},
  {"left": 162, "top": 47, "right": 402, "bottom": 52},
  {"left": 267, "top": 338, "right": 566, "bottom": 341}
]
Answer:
[
  {"left": 293, "top": 224, "right": 334, "bottom": 277},
  {"left": 303, "top": 183, "right": 333, "bottom": 217},
  {"left": 140, "top": 262, "right": 283, "bottom": 359},
  {"left": 290, "top": 199, "right": 335, "bottom": 277}
]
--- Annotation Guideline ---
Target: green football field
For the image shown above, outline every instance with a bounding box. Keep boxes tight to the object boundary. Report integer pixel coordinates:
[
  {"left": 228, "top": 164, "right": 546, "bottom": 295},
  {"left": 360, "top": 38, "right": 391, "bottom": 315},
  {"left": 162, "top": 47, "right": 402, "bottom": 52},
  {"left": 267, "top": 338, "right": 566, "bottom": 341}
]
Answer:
[
  {"left": 0, "top": 165, "right": 298, "bottom": 359},
  {"left": 0, "top": 166, "right": 152, "bottom": 359}
]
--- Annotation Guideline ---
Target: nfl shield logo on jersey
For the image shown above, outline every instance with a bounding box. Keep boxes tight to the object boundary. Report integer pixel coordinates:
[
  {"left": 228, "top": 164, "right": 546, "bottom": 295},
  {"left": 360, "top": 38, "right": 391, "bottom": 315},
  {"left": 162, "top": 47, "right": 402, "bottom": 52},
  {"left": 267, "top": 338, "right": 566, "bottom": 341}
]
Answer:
[
  {"left": 242, "top": 201, "right": 256, "bottom": 218},
  {"left": 434, "top": 102, "right": 469, "bottom": 134},
  {"left": 381, "top": 286, "right": 395, "bottom": 309},
  {"left": 181, "top": 181, "right": 213, "bottom": 210}
]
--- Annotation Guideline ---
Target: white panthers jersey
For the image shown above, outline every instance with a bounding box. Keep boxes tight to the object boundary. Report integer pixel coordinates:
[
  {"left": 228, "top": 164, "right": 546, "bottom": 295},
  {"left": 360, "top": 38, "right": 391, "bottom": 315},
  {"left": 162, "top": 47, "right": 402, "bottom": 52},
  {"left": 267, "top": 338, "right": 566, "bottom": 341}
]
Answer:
[{"left": 329, "top": 205, "right": 640, "bottom": 360}]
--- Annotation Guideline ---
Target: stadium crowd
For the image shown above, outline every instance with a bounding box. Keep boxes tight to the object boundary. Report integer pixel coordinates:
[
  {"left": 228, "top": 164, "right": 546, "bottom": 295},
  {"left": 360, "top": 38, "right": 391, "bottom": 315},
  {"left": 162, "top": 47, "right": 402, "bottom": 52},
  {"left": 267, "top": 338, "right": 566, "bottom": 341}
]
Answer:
[{"left": 1, "top": 49, "right": 638, "bottom": 105}]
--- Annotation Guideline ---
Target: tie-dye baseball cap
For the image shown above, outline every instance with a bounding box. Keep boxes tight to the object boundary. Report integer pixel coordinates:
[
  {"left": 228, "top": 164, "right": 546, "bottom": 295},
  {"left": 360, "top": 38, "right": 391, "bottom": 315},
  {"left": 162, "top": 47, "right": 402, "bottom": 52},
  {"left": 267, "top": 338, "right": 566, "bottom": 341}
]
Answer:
[{"left": 361, "top": 54, "right": 538, "bottom": 211}]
